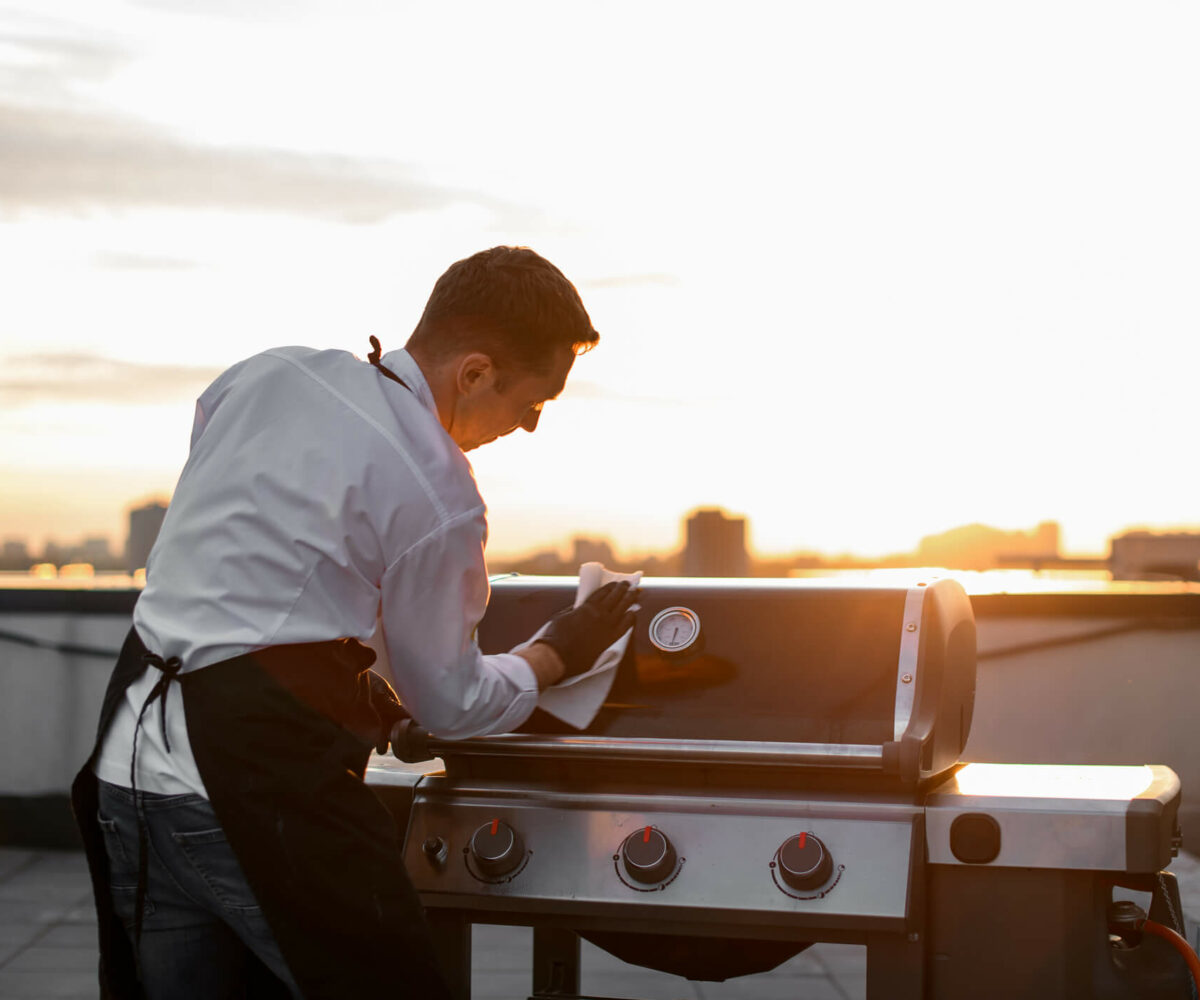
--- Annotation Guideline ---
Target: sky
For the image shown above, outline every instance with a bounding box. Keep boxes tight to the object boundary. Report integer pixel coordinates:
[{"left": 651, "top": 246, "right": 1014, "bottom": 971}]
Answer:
[{"left": 1, "top": 0, "right": 1198, "bottom": 561}]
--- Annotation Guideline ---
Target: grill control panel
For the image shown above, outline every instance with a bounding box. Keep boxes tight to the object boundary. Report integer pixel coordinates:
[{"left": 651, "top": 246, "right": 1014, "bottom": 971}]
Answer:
[{"left": 401, "top": 781, "right": 917, "bottom": 931}]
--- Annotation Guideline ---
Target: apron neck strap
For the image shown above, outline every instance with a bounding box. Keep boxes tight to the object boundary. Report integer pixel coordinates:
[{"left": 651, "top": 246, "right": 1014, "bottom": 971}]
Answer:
[{"left": 366, "top": 336, "right": 411, "bottom": 391}]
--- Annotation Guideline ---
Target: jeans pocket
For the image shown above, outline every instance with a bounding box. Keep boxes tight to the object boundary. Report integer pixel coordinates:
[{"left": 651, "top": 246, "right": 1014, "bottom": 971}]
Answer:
[
  {"left": 110, "top": 884, "right": 154, "bottom": 933},
  {"left": 172, "top": 827, "right": 262, "bottom": 913},
  {"left": 96, "top": 814, "right": 137, "bottom": 889}
]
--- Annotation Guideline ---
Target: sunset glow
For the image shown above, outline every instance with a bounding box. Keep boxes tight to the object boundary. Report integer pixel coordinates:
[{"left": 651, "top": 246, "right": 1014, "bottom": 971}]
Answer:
[{"left": 2, "top": 2, "right": 1198, "bottom": 561}]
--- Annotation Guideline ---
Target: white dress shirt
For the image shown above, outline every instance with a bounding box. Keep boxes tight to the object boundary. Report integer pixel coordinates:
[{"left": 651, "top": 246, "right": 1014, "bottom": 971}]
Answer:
[{"left": 94, "top": 346, "right": 539, "bottom": 797}]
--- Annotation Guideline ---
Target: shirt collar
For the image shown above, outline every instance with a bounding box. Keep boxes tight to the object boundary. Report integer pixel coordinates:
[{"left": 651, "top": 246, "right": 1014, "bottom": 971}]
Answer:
[{"left": 380, "top": 348, "right": 440, "bottom": 421}]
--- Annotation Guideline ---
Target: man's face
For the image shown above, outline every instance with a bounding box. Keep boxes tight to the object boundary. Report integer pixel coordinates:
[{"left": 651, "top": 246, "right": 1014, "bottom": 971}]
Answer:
[{"left": 452, "top": 346, "right": 575, "bottom": 452}]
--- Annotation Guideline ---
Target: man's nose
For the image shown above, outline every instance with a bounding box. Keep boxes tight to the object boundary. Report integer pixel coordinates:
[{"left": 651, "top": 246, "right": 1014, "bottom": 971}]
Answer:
[{"left": 520, "top": 406, "right": 541, "bottom": 433}]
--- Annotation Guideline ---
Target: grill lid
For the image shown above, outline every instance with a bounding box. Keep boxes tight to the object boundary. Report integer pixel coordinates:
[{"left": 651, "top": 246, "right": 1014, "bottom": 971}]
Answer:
[{"left": 417, "top": 576, "right": 977, "bottom": 786}]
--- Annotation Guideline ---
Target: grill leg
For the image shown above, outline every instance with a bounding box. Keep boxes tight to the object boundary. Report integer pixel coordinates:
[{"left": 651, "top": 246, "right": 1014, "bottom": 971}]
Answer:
[
  {"left": 427, "top": 909, "right": 472, "bottom": 1000},
  {"left": 867, "top": 933, "right": 924, "bottom": 1000},
  {"left": 531, "top": 926, "right": 581, "bottom": 997}
]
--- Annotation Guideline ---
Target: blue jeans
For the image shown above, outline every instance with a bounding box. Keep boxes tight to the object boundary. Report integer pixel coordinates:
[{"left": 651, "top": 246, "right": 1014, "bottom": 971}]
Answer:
[{"left": 96, "top": 779, "right": 301, "bottom": 999}]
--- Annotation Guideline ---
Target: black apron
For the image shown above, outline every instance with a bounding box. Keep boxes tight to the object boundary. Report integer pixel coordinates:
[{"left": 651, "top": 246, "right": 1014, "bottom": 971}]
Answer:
[{"left": 71, "top": 627, "right": 452, "bottom": 999}]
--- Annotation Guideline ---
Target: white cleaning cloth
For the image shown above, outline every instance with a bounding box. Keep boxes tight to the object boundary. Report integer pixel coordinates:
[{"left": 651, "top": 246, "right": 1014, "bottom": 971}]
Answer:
[{"left": 519, "top": 562, "right": 642, "bottom": 730}]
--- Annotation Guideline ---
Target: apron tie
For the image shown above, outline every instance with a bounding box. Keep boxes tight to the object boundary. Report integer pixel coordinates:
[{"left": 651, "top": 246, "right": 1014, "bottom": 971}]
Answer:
[
  {"left": 366, "top": 336, "right": 411, "bottom": 390},
  {"left": 134, "top": 652, "right": 183, "bottom": 761},
  {"left": 128, "top": 650, "right": 183, "bottom": 957}
]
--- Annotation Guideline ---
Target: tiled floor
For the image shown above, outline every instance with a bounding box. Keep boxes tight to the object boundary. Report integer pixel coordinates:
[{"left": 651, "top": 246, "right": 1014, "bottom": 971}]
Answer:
[
  {"left": 0, "top": 847, "right": 866, "bottom": 999},
  {"left": 471, "top": 929, "right": 865, "bottom": 1000},
  {"left": 2, "top": 846, "right": 1197, "bottom": 999},
  {"left": 0, "top": 850, "right": 98, "bottom": 1000}
]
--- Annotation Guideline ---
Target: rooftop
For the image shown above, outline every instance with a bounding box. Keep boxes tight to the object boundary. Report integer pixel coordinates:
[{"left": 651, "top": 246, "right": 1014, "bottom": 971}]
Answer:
[
  {"left": 2, "top": 577, "right": 1199, "bottom": 996},
  {"left": 6, "top": 845, "right": 1190, "bottom": 1000}
]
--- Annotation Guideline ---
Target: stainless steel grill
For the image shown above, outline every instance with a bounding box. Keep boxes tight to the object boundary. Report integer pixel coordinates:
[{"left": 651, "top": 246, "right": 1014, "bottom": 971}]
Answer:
[{"left": 366, "top": 577, "right": 1188, "bottom": 999}]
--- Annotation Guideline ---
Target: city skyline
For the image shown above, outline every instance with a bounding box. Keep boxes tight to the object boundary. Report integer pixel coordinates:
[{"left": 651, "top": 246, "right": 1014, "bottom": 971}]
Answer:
[
  {"left": 4, "top": 479, "right": 1199, "bottom": 563},
  {"left": 3, "top": 498, "right": 1197, "bottom": 577}
]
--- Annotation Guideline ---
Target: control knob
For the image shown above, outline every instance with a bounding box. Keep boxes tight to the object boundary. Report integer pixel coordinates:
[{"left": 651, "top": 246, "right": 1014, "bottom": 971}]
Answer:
[
  {"left": 776, "top": 832, "right": 833, "bottom": 891},
  {"left": 422, "top": 835, "right": 449, "bottom": 869},
  {"left": 621, "top": 826, "right": 677, "bottom": 884},
  {"left": 470, "top": 819, "right": 524, "bottom": 877}
]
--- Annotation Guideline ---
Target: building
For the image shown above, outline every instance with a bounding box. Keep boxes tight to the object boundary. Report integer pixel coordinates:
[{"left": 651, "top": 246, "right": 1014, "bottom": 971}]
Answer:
[
  {"left": 682, "top": 508, "right": 748, "bottom": 578},
  {"left": 126, "top": 501, "right": 168, "bottom": 573},
  {"left": 571, "top": 537, "right": 615, "bottom": 569},
  {"left": 77, "top": 536, "right": 115, "bottom": 569},
  {"left": 1110, "top": 531, "right": 1200, "bottom": 581},
  {"left": 0, "top": 539, "right": 31, "bottom": 571},
  {"left": 915, "top": 521, "right": 1060, "bottom": 571}
]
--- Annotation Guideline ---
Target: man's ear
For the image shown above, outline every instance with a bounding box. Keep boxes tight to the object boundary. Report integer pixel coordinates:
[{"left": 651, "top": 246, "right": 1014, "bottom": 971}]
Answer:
[{"left": 455, "top": 352, "right": 496, "bottom": 396}]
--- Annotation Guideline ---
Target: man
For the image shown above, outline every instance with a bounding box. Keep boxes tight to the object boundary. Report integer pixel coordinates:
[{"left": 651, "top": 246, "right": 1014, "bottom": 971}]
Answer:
[{"left": 72, "top": 246, "right": 638, "bottom": 998}]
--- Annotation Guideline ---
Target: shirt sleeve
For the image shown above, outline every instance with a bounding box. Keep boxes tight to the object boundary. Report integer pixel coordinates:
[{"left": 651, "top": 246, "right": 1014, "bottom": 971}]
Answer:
[
  {"left": 378, "top": 505, "right": 539, "bottom": 739},
  {"left": 190, "top": 359, "right": 249, "bottom": 450}
]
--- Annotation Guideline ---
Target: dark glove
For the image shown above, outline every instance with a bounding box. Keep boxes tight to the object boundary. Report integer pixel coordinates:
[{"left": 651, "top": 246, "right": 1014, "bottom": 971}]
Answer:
[
  {"left": 535, "top": 581, "right": 639, "bottom": 681},
  {"left": 367, "top": 669, "right": 410, "bottom": 754}
]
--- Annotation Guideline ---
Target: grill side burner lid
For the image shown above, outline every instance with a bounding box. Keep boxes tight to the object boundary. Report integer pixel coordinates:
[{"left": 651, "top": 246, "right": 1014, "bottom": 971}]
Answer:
[{"left": 442, "top": 576, "right": 977, "bottom": 786}]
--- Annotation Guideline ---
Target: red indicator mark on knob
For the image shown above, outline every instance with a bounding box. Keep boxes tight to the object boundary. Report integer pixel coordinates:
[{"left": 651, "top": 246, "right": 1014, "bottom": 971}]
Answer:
[
  {"left": 643, "top": 826, "right": 652, "bottom": 843},
  {"left": 798, "top": 833, "right": 807, "bottom": 849},
  {"left": 491, "top": 818, "right": 499, "bottom": 836}
]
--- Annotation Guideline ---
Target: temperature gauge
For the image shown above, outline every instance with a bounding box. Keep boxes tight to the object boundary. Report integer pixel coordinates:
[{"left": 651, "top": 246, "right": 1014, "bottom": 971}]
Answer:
[{"left": 648, "top": 606, "right": 703, "bottom": 655}]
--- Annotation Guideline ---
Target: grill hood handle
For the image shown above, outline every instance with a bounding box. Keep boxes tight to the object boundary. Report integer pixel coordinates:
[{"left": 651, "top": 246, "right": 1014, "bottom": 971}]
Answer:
[{"left": 390, "top": 719, "right": 435, "bottom": 763}]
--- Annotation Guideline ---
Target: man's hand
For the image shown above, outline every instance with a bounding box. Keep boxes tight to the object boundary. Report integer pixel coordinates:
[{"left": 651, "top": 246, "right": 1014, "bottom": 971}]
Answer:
[
  {"left": 366, "top": 669, "right": 409, "bottom": 754},
  {"left": 534, "top": 581, "right": 639, "bottom": 681}
]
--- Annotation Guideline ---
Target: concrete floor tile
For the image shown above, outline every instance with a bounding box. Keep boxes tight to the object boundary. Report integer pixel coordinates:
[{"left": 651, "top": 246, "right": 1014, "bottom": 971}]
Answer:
[
  {"left": 0, "top": 901, "right": 73, "bottom": 926},
  {"left": 59, "top": 904, "right": 97, "bottom": 926},
  {"left": 584, "top": 970, "right": 701, "bottom": 1000},
  {"left": 472, "top": 924, "right": 532, "bottom": 973},
  {"left": 0, "top": 923, "right": 43, "bottom": 948},
  {"left": 20, "top": 853, "right": 89, "bottom": 877},
  {"left": 0, "top": 883, "right": 91, "bottom": 908},
  {"left": 30, "top": 925, "right": 96, "bottom": 950},
  {"left": 0, "top": 867, "right": 89, "bottom": 891},
  {"left": 829, "top": 974, "right": 866, "bottom": 1000},
  {"left": 0, "top": 969, "right": 97, "bottom": 998},
  {"left": 3, "top": 946, "right": 97, "bottom": 973},
  {"left": 697, "top": 976, "right": 846, "bottom": 1000},
  {"left": 0, "top": 851, "right": 37, "bottom": 883},
  {"left": 0, "top": 926, "right": 44, "bottom": 968},
  {"left": 470, "top": 969, "right": 533, "bottom": 1000}
]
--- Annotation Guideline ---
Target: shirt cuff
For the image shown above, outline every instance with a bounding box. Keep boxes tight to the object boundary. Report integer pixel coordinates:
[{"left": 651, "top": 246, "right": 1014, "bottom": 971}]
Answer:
[{"left": 433, "top": 651, "right": 539, "bottom": 739}]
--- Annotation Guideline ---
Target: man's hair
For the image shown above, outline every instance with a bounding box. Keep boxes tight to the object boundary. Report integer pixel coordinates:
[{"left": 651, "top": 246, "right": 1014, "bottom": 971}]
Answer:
[{"left": 407, "top": 246, "right": 599, "bottom": 375}]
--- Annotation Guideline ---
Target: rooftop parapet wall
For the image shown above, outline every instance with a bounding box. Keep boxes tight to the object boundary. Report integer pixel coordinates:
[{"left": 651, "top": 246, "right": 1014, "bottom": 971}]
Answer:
[{"left": 2, "top": 585, "right": 1199, "bottom": 850}]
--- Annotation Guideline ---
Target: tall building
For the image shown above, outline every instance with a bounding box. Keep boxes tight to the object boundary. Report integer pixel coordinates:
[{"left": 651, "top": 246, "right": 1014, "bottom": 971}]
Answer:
[
  {"left": 0, "top": 539, "right": 31, "bottom": 571},
  {"left": 40, "top": 540, "right": 70, "bottom": 567},
  {"left": 126, "top": 502, "right": 168, "bottom": 573},
  {"left": 1110, "top": 531, "right": 1200, "bottom": 581},
  {"left": 683, "top": 508, "right": 748, "bottom": 578},
  {"left": 78, "top": 536, "right": 115, "bottom": 568},
  {"left": 571, "top": 537, "right": 615, "bottom": 569}
]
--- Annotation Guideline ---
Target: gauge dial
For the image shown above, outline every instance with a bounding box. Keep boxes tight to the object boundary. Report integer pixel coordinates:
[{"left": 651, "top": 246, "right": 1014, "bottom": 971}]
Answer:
[{"left": 648, "top": 606, "right": 702, "bottom": 653}]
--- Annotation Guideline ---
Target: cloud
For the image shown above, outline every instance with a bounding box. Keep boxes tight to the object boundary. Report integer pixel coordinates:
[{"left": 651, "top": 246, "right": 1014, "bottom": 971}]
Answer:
[
  {"left": 0, "top": 24, "right": 539, "bottom": 226},
  {"left": 93, "top": 251, "right": 198, "bottom": 270},
  {"left": 0, "top": 353, "right": 225, "bottom": 406},
  {"left": 0, "top": 98, "right": 536, "bottom": 224},
  {"left": 0, "top": 17, "right": 135, "bottom": 104}
]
